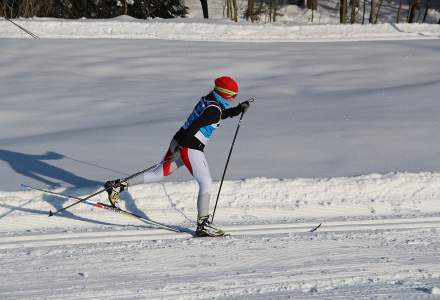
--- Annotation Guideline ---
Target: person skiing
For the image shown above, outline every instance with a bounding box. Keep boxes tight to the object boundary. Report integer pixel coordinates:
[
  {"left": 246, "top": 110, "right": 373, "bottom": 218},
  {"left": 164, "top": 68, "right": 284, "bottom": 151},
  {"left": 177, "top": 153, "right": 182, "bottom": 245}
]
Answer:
[{"left": 104, "top": 76, "right": 250, "bottom": 237}]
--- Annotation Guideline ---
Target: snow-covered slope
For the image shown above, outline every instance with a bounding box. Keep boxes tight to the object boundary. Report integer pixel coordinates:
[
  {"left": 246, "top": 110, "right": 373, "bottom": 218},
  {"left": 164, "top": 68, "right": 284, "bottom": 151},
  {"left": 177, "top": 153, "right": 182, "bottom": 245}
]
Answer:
[
  {"left": 1, "top": 38, "right": 440, "bottom": 190},
  {"left": 1, "top": 17, "right": 439, "bottom": 41}
]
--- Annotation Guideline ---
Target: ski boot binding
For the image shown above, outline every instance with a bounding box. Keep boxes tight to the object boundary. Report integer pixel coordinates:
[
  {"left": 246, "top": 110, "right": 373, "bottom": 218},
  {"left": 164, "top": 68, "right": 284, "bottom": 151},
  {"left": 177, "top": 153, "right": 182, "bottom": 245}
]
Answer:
[
  {"left": 104, "top": 179, "right": 128, "bottom": 208},
  {"left": 195, "top": 215, "right": 225, "bottom": 237}
]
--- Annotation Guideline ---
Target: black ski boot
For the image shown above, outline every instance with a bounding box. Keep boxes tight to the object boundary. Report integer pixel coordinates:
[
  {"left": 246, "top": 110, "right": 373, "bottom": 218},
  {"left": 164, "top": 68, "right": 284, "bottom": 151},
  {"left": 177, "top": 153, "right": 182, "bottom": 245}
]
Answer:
[
  {"left": 104, "top": 179, "right": 127, "bottom": 208},
  {"left": 195, "top": 215, "right": 225, "bottom": 237}
]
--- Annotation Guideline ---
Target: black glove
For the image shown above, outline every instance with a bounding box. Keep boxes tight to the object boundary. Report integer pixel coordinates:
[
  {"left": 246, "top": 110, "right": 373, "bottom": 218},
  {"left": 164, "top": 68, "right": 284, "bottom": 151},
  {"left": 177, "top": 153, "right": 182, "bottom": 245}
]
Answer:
[
  {"left": 169, "top": 139, "right": 182, "bottom": 162},
  {"left": 238, "top": 101, "right": 250, "bottom": 113},
  {"left": 170, "top": 139, "right": 182, "bottom": 153}
]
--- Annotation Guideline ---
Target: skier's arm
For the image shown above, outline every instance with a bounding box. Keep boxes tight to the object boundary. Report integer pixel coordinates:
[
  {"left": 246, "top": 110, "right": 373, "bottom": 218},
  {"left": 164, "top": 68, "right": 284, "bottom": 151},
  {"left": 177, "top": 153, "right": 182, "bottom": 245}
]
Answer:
[
  {"left": 179, "top": 106, "right": 222, "bottom": 146},
  {"left": 221, "top": 101, "right": 250, "bottom": 119}
]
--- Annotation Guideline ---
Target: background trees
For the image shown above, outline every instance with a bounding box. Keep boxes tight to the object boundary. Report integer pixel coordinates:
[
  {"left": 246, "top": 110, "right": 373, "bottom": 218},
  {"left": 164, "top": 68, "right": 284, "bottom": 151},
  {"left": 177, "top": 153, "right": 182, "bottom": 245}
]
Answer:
[
  {"left": 0, "top": 0, "right": 187, "bottom": 19},
  {"left": 200, "top": 0, "right": 209, "bottom": 18},
  {"left": 0, "top": 0, "right": 438, "bottom": 24}
]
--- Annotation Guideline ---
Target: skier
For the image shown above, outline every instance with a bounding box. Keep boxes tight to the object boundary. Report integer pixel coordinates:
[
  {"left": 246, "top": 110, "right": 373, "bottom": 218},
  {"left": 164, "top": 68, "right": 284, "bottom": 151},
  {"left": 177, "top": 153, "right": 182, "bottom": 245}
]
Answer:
[{"left": 104, "top": 76, "right": 250, "bottom": 237}]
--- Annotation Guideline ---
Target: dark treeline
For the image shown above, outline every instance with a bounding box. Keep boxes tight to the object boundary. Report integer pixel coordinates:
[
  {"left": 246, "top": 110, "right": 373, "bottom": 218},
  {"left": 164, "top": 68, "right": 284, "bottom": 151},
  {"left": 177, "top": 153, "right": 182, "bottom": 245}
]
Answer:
[
  {"left": 1, "top": 0, "right": 438, "bottom": 23},
  {"left": 0, "top": 0, "right": 187, "bottom": 19}
]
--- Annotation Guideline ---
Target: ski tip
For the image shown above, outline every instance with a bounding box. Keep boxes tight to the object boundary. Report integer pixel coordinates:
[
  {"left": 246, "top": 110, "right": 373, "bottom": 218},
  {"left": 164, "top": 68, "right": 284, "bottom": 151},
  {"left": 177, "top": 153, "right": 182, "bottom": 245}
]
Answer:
[
  {"left": 48, "top": 210, "right": 53, "bottom": 217},
  {"left": 20, "top": 183, "right": 30, "bottom": 189}
]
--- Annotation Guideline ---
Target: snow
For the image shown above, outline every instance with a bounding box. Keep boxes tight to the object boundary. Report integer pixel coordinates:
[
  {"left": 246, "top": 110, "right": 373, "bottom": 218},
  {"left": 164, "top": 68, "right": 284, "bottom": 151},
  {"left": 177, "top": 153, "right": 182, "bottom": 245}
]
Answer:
[
  {"left": 1, "top": 12, "right": 440, "bottom": 300},
  {"left": 432, "top": 287, "right": 440, "bottom": 295},
  {"left": 1, "top": 17, "right": 439, "bottom": 41},
  {"left": 1, "top": 37, "right": 440, "bottom": 189},
  {"left": 3, "top": 172, "right": 440, "bottom": 229}
]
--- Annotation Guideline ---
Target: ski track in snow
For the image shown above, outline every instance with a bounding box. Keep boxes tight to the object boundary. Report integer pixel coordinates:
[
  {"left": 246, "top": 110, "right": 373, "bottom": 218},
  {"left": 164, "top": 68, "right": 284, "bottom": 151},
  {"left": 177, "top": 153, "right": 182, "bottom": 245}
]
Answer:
[
  {"left": 1, "top": 219, "right": 440, "bottom": 299},
  {"left": 2, "top": 174, "right": 440, "bottom": 298}
]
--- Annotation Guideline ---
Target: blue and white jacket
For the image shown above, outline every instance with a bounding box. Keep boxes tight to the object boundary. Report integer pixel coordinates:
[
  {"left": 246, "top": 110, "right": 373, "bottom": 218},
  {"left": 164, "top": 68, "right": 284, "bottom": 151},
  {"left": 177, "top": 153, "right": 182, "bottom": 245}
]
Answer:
[{"left": 174, "top": 92, "right": 243, "bottom": 151}]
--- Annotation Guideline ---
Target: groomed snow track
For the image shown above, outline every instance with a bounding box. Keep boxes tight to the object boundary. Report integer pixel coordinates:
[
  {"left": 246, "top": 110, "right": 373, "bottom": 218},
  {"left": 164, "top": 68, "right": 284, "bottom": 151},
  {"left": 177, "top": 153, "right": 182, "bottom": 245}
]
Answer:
[
  {"left": 2, "top": 173, "right": 440, "bottom": 298},
  {"left": 1, "top": 215, "right": 440, "bottom": 299},
  {"left": 1, "top": 217, "right": 440, "bottom": 249}
]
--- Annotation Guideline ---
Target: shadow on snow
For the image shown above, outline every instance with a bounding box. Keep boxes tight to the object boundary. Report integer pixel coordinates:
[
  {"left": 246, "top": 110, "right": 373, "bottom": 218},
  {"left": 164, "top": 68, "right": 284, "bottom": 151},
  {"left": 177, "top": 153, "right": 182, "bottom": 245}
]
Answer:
[{"left": 0, "top": 149, "right": 194, "bottom": 231}]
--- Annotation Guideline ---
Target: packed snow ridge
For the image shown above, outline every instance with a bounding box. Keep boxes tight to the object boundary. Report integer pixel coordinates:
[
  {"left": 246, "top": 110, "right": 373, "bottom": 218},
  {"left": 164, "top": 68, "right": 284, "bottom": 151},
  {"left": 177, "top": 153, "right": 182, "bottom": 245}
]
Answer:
[
  {"left": 3, "top": 172, "right": 440, "bottom": 225},
  {"left": 1, "top": 17, "right": 439, "bottom": 41}
]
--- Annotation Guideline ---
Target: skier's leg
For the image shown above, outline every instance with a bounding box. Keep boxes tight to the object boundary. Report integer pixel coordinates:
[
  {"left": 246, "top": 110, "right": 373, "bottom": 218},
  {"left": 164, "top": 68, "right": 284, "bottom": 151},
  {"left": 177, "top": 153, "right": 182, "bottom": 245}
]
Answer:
[
  {"left": 106, "top": 140, "right": 183, "bottom": 206},
  {"left": 178, "top": 148, "right": 224, "bottom": 236},
  {"left": 181, "top": 149, "right": 224, "bottom": 236},
  {"left": 180, "top": 148, "right": 213, "bottom": 218},
  {"left": 127, "top": 147, "right": 184, "bottom": 186}
]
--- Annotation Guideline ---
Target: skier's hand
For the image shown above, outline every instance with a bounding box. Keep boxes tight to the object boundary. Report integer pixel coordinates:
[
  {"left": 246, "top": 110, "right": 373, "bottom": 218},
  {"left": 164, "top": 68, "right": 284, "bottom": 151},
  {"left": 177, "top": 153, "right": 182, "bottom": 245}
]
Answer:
[
  {"left": 169, "top": 139, "right": 182, "bottom": 161},
  {"left": 238, "top": 101, "right": 250, "bottom": 113},
  {"left": 170, "top": 139, "right": 182, "bottom": 153},
  {"left": 170, "top": 147, "right": 182, "bottom": 161}
]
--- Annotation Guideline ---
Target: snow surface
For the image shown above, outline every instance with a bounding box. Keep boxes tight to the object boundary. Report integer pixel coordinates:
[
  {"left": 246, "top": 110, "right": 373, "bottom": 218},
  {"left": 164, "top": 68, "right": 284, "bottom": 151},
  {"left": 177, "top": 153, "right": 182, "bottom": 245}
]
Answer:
[
  {"left": 1, "top": 35, "right": 440, "bottom": 189},
  {"left": 1, "top": 17, "right": 439, "bottom": 41},
  {"left": 1, "top": 17, "right": 440, "bottom": 299},
  {"left": 2, "top": 173, "right": 440, "bottom": 298}
]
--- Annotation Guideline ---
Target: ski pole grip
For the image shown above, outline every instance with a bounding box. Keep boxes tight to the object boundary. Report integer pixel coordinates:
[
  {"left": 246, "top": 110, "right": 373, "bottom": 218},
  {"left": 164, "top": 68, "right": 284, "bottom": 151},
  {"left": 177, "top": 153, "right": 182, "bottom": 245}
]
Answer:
[{"left": 241, "top": 97, "right": 255, "bottom": 105}]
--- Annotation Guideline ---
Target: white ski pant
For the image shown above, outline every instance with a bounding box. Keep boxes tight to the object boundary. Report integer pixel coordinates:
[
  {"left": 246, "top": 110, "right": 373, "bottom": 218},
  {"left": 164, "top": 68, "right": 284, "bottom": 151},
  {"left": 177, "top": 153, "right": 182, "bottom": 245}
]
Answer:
[{"left": 127, "top": 140, "right": 213, "bottom": 218}]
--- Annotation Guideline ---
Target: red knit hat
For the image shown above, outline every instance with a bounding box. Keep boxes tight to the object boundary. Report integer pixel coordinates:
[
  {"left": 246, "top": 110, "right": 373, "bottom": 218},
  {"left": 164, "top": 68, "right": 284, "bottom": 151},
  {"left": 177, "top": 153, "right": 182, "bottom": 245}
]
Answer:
[{"left": 214, "top": 76, "right": 238, "bottom": 100}]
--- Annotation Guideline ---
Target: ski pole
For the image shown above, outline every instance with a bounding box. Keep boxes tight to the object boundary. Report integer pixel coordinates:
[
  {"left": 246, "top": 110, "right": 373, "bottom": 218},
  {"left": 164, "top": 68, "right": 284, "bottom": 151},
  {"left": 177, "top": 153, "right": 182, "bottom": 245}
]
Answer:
[
  {"left": 47, "top": 160, "right": 164, "bottom": 217},
  {"left": 5, "top": 18, "right": 40, "bottom": 39},
  {"left": 211, "top": 97, "right": 255, "bottom": 223},
  {"left": 22, "top": 184, "right": 182, "bottom": 232}
]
